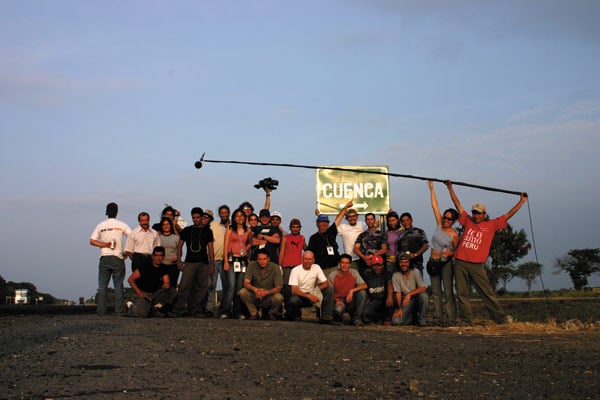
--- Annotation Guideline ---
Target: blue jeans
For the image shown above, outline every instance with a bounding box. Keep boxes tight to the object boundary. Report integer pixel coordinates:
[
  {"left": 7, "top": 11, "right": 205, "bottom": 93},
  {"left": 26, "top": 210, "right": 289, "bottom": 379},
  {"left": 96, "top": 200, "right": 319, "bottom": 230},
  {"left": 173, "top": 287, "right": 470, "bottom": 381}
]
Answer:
[
  {"left": 334, "top": 289, "right": 367, "bottom": 322},
  {"left": 430, "top": 260, "right": 456, "bottom": 323},
  {"left": 206, "top": 260, "right": 223, "bottom": 313},
  {"left": 97, "top": 256, "right": 125, "bottom": 315},
  {"left": 219, "top": 259, "right": 245, "bottom": 318},
  {"left": 392, "top": 291, "right": 429, "bottom": 325}
]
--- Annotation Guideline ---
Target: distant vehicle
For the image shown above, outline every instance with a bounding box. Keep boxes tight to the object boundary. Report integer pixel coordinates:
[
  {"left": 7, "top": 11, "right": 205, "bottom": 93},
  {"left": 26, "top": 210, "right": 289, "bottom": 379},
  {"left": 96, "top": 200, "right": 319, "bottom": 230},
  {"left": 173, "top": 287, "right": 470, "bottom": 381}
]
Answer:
[{"left": 15, "top": 289, "right": 29, "bottom": 305}]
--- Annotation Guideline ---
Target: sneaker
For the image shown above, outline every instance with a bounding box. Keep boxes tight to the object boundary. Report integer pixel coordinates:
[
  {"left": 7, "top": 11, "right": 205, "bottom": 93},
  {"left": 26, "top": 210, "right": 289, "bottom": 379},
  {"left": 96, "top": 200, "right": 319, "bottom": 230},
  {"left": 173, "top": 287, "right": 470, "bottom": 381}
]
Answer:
[
  {"left": 319, "top": 319, "right": 341, "bottom": 326},
  {"left": 238, "top": 315, "right": 246, "bottom": 320},
  {"left": 353, "top": 319, "right": 364, "bottom": 327},
  {"left": 497, "top": 315, "right": 513, "bottom": 325},
  {"left": 219, "top": 314, "right": 228, "bottom": 319},
  {"left": 126, "top": 301, "right": 133, "bottom": 309}
]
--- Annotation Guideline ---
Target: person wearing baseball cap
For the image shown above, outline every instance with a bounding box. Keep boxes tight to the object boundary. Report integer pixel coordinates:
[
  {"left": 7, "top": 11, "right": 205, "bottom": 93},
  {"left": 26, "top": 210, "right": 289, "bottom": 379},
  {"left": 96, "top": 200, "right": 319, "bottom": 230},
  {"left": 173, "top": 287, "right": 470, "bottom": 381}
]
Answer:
[
  {"left": 391, "top": 253, "right": 429, "bottom": 326},
  {"left": 307, "top": 200, "right": 354, "bottom": 278},
  {"left": 445, "top": 180, "right": 528, "bottom": 325},
  {"left": 361, "top": 254, "right": 394, "bottom": 325}
]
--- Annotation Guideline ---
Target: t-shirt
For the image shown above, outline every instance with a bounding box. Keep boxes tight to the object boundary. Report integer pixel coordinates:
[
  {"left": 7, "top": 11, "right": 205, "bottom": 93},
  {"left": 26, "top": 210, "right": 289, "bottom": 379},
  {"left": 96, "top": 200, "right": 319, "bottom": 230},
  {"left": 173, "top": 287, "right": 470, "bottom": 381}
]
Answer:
[
  {"left": 395, "top": 227, "right": 429, "bottom": 264},
  {"left": 210, "top": 220, "right": 229, "bottom": 261},
  {"left": 288, "top": 264, "right": 327, "bottom": 293},
  {"left": 355, "top": 229, "right": 387, "bottom": 254},
  {"left": 328, "top": 269, "right": 365, "bottom": 301},
  {"left": 244, "top": 261, "right": 283, "bottom": 290},
  {"left": 455, "top": 211, "right": 507, "bottom": 263},
  {"left": 251, "top": 225, "right": 281, "bottom": 262},
  {"left": 392, "top": 269, "right": 426, "bottom": 295},
  {"left": 281, "top": 233, "right": 305, "bottom": 267},
  {"left": 158, "top": 233, "right": 179, "bottom": 265},
  {"left": 179, "top": 225, "right": 214, "bottom": 264},
  {"left": 307, "top": 224, "right": 339, "bottom": 269},
  {"left": 337, "top": 221, "right": 367, "bottom": 260},
  {"left": 363, "top": 269, "right": 392, "bottom": 301},
  {"left": 90, "top": 218, "right": 131, "bottom": 259},
  {"left": 135, "top": 263, "right": 169, "bottom": 293}
]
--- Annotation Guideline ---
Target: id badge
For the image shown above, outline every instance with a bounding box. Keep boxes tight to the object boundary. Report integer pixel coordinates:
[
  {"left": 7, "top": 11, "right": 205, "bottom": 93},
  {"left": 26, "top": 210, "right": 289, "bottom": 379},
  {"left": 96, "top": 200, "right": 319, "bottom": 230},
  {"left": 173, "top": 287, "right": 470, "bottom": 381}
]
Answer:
[
  {"left": 242, "top": 264, "right": 247, "bottom": 273},
  {"left": 234, "top": 261, "right": 242, "bottom": 273},
  {"left": 326, "top": 246, "right": 335, "bottom": 256}
]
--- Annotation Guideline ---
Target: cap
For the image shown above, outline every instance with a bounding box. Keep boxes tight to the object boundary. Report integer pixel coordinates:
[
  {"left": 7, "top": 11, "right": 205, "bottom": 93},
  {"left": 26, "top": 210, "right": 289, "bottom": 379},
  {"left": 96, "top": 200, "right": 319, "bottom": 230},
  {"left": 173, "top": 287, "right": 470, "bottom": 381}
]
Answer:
[
  {"left": 316, "top": 214, "right": 330, "bottom": 222},
  {"left": 471, "top": 203, "right": 487, "bottom": 213},
  {"left": 271, "top": 210, "right": 282, "bottom": 219},
  {"left": 105, "top": 202, "right": 118, "bottom": 216},
  {"left": 370, "top": 255, "right": 384, "bottom": 265},
  {"left": 289, "top": 218, "right": 302, "bottom": 227},
  {"left": 259, "top": 209, "right": 270, "bottom": 218},
  {"left": 203, "top": 209, "right": 214, "bottom": 220},
  {"left": 397, "top": 253, "right": 410, "bottom": 261}
]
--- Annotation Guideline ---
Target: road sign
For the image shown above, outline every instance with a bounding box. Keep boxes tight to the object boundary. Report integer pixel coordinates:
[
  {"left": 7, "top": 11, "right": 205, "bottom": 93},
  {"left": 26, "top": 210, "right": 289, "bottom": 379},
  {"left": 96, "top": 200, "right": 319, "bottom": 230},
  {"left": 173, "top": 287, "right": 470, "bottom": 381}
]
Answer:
[{"left": 316, "top": 166, "right": 390, "bottom": 214}]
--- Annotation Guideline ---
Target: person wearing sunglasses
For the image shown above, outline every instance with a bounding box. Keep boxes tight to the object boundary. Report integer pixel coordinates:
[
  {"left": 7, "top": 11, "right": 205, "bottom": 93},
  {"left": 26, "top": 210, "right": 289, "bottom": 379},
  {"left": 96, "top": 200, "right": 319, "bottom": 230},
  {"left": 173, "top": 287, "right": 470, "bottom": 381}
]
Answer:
[
  {"left": 427, "top": 181, "right": 459, "bottom": 326},
  {"left": 445, "top": 180, "right": 528, "bottom": 325}
]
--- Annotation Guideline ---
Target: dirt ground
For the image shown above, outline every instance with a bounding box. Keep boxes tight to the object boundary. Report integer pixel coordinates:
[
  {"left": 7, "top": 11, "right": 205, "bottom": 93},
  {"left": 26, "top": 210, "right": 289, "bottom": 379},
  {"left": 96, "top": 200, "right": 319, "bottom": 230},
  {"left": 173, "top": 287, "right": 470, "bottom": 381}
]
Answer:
[{"left": 1, "top": 311, "right": 599, "bottom": 400}]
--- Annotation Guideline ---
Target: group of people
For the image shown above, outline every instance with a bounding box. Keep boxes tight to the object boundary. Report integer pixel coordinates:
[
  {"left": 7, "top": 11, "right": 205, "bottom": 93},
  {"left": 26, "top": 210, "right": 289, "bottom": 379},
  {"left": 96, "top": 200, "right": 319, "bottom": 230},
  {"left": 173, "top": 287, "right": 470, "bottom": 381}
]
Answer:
[{"left": 90, "top": 180, "right": 527, "bottom": 327}]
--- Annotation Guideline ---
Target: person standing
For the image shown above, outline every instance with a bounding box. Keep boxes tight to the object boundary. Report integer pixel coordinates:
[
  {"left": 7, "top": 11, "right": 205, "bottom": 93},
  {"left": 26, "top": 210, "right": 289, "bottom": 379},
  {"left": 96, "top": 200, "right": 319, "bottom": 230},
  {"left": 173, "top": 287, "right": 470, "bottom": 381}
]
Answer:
[
  {"left": 427, "top": 181, "right": 459, "bottom": 326},
  {"left": 158, "top": 217, "right": 180, "bottom": 289},
  {"left": 384, "top": 211, "right": 403, "bottom": 273},
  {"left": 446, "top": 180, "right": 527, "bottom": 325},
  {"left": 124, "top": 212, "right": 160, "bottom": 272},
  {"left": 307, "top": 200, "right": 353, "bottom": 278},
  {"left": 278, "top": 218, "right": 307, "bottom": 298},
  {"left": 171, "top": 207, "right": 215, "bottom": 318},
  {"left": 210, "top": 205, "right": 230, "bottom": 316},
  {"left": 220, "top": 209, "right": 253, "bottom": 319},
  {"left": 89, "top": 202, "right": 131, "bottom": 315},
  {"left": 336, "top": 203, "right": 366, "bottom": 270},
  {"left": 395, "top": 213, "right": 429, "bottom": 275},
  {"left": 353, "top": 212, "right": 388, "bottom": 278}
]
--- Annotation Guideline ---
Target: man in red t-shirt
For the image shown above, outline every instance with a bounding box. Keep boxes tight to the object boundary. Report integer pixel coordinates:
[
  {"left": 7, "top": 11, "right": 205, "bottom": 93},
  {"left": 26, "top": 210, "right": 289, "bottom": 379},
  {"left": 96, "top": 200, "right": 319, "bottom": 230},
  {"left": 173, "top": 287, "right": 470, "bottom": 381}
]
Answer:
[
  {"left": 328, "top": 254, "right": 368, "bottom": 326},
  {"left": 446, "top": 181, "right": 527, "bottom": 325}
]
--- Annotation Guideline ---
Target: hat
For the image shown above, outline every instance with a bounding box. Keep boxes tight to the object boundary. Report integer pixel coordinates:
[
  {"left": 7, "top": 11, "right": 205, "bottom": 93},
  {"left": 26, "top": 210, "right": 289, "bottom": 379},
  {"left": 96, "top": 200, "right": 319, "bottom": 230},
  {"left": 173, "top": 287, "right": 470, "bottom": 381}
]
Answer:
[
  {"left": 471, "top": 203, "right": 487, "bottom": 213},
  {"left": 270, "top": 210, "right": 282, "bottom": 219},
  {"left": 370, "top": 255, "right": 384, "bottom": 265},
  {"left": 105, "top": 202, "right": 118, "bottom": 216},
  {"left": 203, "top": 209, "right": 214, "bottom": 220},
  {"left": 289, "top": 218, "right": 302, "bottom": 227},
  {"left": 316, "top": 214, "right": 330, "bottom": 222},
  {"left": 259, "top": 209, "right": 270, "bottom": 218},
  {"left": 397, "top": 252, "right": 410, "bottom": 261}
]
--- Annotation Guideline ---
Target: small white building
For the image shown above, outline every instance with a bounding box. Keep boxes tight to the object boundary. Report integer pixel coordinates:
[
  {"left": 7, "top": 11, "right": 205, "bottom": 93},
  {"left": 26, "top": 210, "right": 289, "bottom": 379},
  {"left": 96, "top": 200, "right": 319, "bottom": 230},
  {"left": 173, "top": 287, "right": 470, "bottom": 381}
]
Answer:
[{"left": 15, "top": 289, "right": 29, "bottom": 305}]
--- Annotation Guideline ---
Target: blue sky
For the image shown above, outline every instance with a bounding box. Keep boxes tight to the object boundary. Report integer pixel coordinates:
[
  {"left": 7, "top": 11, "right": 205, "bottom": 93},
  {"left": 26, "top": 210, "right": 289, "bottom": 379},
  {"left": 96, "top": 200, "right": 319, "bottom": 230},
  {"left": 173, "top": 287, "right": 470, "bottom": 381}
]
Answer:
[{"left": 1, "top": 1, "right": 599, "bottom": 301}]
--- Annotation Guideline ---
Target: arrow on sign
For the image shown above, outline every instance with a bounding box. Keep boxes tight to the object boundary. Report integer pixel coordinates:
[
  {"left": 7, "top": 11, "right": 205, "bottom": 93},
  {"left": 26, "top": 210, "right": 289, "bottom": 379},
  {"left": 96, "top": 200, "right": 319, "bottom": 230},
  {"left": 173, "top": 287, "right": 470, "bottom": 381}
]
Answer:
[{"left": 339, "top": 202, "right": 368, "bottom": 210}]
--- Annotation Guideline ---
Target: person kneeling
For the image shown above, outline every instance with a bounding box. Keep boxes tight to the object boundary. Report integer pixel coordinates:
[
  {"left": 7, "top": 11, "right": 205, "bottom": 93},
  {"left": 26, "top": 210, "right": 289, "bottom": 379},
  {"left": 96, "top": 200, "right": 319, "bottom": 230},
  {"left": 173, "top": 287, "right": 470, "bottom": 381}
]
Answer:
[
  {"left": 329, "top": 254, "right": 368, "bottom": 326},
  {"left": 238, "top": 249, "right": 284, "bottom": 320},
  {"left": 392, "top": 255, "right": 429, "bottom": 326},
  {"left": 127, "top": 246, "right": 176, "bottom": 318}
]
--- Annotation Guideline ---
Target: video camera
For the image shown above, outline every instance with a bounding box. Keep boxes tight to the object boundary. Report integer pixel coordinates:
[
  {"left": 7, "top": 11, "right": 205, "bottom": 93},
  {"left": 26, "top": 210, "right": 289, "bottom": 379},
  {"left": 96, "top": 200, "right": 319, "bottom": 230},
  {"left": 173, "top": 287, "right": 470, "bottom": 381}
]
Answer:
[{"left": 254, "top": 177, "right": 279, "bottom": 191}]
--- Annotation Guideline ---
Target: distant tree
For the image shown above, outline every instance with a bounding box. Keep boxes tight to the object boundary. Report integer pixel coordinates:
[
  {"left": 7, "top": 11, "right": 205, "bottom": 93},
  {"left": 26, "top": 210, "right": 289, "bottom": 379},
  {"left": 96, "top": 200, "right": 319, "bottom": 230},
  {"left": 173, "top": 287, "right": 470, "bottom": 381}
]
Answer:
[
  {"left": 554, "top": 248, "right": 600, "bottom": 290},
  {"left": 514, "top": 261, "right": 543, "bottom": 292},
  {"left": 495, "top": 266, "right": 515, "bottom": 293},
  {"left": 487, "top": 224, "right": 531, "bottom": 290},
  {"left": 0, "top": 275, "right": 7, "bottom": 303}
]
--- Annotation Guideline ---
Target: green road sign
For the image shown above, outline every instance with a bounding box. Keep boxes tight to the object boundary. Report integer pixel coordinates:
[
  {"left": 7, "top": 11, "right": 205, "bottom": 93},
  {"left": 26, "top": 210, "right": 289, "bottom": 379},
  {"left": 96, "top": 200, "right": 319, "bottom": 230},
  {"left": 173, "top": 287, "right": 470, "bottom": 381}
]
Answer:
[{"left": 316, "top": 166, "right": 390, "bottom": 215}]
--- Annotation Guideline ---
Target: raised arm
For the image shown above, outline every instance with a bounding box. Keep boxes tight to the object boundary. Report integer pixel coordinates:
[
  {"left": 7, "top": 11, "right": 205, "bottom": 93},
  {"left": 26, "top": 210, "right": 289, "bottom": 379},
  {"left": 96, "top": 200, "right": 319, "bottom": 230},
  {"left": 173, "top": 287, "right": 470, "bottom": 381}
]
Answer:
[
  {"left": 334, "top": 199, "right": 354, "bottom": 227},
  {"left": 505, "top": 193, "right": 528, "bottom": 220},
  {"left": 263, "top": 187, "right": 271, "bottom": 210},
  {"left": 445, "top": 180, "right": 464, "bottom": 215},
  {"left": 428, "top": 180, "right": 442, "bottom": 226}
]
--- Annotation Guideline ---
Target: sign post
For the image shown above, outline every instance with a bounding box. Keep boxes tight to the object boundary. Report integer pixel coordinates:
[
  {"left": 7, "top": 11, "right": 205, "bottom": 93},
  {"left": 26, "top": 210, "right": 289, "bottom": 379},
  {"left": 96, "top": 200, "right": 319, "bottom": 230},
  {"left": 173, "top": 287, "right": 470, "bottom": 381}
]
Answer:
[{"left": 316, "top": 166, "right": 390, "bottom": 214}]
